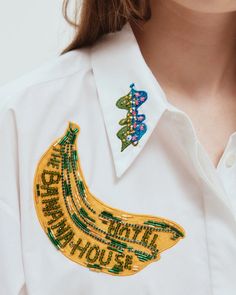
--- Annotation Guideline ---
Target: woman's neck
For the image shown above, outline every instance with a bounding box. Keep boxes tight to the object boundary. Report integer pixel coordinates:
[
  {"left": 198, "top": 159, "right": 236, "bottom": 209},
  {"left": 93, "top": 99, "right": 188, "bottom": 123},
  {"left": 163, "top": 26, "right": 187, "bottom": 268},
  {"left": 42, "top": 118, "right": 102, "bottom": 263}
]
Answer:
[{"left": 130, "top": 0, "right": 236, "bottom": 99}]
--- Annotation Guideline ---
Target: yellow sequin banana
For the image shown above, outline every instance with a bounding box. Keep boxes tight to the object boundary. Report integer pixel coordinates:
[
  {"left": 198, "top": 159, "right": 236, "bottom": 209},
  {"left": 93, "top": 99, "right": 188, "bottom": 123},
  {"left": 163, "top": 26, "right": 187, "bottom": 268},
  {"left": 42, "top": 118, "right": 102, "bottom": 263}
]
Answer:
[{"left": 33, "top": 122, "right": 185, "bottom": 276}]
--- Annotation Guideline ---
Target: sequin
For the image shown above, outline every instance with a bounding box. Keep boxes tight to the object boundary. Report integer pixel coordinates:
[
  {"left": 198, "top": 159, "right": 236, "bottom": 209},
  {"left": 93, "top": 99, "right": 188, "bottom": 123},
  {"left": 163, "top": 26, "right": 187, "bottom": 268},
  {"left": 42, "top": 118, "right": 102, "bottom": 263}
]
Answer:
[{"left": 116, "top": 83, "right": 148, "bottom": 151}]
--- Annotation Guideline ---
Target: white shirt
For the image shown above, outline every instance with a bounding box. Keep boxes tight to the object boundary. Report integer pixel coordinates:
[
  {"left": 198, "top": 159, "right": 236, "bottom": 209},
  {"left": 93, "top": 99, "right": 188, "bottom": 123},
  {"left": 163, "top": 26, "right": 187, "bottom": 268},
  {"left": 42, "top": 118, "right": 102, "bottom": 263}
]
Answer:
[{"left": 0, "top": 21, "right": 236, "bottom": 295}]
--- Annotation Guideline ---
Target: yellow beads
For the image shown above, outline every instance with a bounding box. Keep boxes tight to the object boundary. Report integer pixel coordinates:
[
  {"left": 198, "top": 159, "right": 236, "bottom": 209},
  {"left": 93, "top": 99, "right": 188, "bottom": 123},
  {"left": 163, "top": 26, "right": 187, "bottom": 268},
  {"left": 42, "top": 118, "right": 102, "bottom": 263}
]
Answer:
[{"left": 33, "top": 122, "right": 185, "bottom": 276}]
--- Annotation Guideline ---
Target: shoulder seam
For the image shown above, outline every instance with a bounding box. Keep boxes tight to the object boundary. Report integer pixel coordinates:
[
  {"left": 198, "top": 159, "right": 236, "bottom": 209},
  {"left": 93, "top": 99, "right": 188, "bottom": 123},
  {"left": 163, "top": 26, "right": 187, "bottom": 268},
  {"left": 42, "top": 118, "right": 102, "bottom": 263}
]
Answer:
[
  {"left": 24, "top": 49, "right": 92, "bottom": 90},
  {"left": 1, "top": 48, "right": 92, "bottom": 109},
  {"left": 18, "top": 62, "right": 91, "bottom": 94}
]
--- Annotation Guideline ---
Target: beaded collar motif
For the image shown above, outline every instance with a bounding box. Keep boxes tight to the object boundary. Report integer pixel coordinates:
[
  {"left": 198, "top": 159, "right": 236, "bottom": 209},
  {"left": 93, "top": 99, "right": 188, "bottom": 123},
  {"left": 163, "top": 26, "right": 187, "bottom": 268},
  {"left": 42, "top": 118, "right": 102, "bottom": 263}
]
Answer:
[
  {"left": 33, "top": 122, "right": 185, "bottom": 276},
  {"left": 116, "top": 83, "right": 148, "bottom": 152}
]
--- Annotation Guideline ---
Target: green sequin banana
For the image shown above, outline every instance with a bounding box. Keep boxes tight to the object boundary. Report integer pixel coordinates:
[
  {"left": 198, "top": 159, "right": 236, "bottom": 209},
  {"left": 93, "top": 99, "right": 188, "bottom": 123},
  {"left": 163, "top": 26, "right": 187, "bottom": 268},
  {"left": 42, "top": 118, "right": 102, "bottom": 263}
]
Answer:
[{"left": 33, "top": 122, "right": 185, "bottom": 276}]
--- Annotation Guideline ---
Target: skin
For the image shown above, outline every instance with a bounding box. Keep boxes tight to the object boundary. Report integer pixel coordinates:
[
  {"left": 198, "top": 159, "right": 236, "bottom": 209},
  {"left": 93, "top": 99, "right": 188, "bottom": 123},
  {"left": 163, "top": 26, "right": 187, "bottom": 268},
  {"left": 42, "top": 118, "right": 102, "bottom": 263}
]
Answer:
[{"left": 130, "top": 0, "right": 236, "bottom": 168}]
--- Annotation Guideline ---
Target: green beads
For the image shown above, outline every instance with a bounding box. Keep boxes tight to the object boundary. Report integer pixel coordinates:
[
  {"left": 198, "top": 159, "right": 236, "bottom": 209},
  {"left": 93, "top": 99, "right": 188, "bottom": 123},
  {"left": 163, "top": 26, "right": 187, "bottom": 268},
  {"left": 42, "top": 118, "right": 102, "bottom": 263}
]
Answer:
[
  {"left": 47, "top": 227, "right": 60, "bottom": 250},
  {"left": 71, "top": 213, "right": 90, "bottom": 233}
]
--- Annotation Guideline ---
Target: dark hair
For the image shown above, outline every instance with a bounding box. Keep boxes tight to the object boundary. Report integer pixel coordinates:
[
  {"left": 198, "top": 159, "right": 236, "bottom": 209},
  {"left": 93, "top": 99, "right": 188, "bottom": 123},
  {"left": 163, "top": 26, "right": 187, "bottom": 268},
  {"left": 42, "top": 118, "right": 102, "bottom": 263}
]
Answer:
[{"left": 61, "top": 0, "right": 151, "bottom": 55}]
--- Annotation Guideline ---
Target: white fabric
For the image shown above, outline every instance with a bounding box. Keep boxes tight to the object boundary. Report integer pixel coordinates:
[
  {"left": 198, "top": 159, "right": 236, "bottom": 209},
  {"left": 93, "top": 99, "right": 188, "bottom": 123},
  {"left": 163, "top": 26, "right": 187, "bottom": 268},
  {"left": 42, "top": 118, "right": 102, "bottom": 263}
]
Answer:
[{"left": 0, "top": 22, "right": 236, "bottom": 295}]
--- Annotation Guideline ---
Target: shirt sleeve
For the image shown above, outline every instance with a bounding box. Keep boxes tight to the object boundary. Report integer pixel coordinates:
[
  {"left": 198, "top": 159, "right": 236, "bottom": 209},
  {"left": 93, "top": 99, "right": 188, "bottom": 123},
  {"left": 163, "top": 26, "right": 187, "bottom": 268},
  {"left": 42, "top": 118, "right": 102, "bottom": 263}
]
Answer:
[{"left": 0, "top": 106, "right": 26, "bottom": 295}]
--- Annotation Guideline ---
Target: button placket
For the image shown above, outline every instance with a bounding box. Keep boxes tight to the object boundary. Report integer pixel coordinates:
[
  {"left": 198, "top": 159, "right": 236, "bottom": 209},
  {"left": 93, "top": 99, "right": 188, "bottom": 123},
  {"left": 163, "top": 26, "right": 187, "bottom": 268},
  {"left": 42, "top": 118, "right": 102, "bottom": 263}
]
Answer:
[
  {"left": 165, "top": 106, "right": 235, "bottom": 221},
  {"left": 213, "top": 135, "right": 236, "bottom": 218}
]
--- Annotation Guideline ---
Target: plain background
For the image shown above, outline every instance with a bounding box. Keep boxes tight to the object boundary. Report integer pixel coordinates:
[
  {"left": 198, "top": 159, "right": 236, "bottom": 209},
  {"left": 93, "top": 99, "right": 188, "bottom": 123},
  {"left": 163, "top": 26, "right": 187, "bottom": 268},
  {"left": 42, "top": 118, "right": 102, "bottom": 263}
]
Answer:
[{"left": 0, "top": 0, "right": 77, "bottom": 87}]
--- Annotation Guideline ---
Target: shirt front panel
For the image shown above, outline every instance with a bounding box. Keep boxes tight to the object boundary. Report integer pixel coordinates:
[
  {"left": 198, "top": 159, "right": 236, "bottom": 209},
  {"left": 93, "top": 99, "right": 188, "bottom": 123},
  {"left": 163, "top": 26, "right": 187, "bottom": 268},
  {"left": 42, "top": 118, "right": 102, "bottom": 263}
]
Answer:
[
  {"left": 9, "top": 69, "right": 210, "bottom": 295},
  {"left": 0, "top": 23, "right": 236, "bottom": 295}
]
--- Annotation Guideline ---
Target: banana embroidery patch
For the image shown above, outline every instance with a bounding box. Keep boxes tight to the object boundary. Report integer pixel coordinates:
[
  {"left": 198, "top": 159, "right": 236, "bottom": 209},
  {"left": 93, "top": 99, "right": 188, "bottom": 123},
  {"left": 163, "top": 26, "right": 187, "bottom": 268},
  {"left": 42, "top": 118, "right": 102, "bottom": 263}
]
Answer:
[
  {"left": 33, "top": 122, "right": 185, "bottom": 276},
  {"left": 116, "top": 83, "right": 148, "bottom": 151}
]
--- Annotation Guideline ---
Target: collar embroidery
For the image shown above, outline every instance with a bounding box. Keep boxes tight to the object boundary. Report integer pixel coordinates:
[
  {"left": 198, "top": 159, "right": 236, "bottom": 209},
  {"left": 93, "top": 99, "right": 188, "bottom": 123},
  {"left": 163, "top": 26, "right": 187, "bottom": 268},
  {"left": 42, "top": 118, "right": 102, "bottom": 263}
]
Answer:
[
  {"left": 34, "top": 122, "right": 185, "bottom": 276},
  {"left": 116, "top": 83, "right": 148, "bottom": 152}
]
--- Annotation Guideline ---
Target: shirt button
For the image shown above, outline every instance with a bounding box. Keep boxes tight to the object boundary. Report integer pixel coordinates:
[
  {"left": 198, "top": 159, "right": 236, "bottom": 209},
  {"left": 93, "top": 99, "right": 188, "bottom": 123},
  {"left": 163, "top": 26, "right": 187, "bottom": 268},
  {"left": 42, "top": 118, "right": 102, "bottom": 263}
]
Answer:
[{"left": 225, "top": 153, "right": 236, "bottom": 168}]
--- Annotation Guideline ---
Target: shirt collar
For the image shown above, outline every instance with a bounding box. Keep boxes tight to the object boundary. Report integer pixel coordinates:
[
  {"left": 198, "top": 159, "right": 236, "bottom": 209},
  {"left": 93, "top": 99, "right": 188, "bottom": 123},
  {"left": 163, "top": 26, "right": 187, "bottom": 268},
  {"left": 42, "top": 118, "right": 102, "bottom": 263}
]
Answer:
[{"left": 91, "top": 21, "right": 169, "bottom": 178}]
